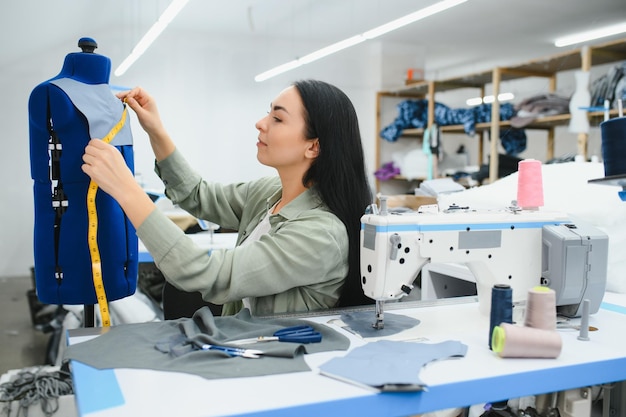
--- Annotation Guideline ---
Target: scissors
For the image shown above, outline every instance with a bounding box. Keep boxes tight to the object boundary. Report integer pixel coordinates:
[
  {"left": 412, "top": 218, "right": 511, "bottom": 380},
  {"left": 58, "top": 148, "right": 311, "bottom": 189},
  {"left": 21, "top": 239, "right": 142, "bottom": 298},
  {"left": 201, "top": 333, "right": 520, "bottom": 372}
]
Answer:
[
  {"left": 190, "top": 341, "right": 264, "bottom": 358},
  {"left": 231, "top": 325, "right": 322, "bottom": 345}
]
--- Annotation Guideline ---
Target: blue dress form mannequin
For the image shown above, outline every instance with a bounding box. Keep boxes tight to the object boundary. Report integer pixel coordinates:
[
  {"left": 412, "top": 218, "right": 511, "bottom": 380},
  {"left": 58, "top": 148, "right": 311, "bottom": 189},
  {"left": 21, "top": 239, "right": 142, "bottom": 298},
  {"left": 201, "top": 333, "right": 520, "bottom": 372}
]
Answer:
[{"left": 29, "top": 38, "right": 138, "bottom": 307}]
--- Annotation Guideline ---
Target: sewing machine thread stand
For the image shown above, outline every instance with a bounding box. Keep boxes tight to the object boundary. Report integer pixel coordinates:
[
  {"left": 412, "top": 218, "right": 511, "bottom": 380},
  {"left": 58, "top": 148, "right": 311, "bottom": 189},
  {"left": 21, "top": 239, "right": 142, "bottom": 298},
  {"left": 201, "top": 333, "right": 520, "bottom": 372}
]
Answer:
[{"left": 370, "top": 196, "right": 387, "bottom": 330}]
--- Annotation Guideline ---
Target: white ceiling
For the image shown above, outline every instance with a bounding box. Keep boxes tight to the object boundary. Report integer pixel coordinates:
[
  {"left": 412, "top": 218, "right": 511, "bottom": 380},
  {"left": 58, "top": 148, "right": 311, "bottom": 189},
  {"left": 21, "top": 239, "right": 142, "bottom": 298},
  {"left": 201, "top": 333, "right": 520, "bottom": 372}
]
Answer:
[{"left": 3, "top": 0, "right": 626, "bottom": 81}]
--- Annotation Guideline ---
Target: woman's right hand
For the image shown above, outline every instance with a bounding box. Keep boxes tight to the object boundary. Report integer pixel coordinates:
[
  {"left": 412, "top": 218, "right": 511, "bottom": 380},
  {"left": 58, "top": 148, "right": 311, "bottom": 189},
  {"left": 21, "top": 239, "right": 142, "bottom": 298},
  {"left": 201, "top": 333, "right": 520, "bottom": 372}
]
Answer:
[
  {"left": 116, "top": 87, "right": 165, "bottom": 137},
  {"left": 116, "top": 87, "right": 176, "bottom": 161}
]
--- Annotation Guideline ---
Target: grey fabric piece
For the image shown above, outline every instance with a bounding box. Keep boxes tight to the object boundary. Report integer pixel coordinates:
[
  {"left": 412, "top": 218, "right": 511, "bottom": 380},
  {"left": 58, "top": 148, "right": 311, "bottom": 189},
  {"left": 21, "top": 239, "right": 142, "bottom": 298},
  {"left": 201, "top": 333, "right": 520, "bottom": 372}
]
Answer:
[
  {"left": 64, "top": 307, "right": 349, "bottom": 380},
  {"left": 50, "top": 78, "right": 133, "bottom": 146},
  {"left": 319, "top": 340, "right": 468, "bottom": 391}
]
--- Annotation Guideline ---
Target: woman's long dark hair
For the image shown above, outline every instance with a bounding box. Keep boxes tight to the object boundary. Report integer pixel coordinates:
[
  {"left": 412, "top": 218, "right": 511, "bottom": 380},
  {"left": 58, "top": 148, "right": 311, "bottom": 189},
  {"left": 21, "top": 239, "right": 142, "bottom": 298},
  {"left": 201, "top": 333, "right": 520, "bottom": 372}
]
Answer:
[{"left": 293, "top": 79, "right": 373, "bottom": 307}]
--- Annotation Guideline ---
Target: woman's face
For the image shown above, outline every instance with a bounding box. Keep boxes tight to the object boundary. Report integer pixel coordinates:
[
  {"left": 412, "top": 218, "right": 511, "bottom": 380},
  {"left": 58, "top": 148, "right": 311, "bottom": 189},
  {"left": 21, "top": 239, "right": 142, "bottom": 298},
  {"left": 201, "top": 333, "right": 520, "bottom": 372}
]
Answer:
[{"left": 255, "top": 86, "right": 318, "bottom": 172}]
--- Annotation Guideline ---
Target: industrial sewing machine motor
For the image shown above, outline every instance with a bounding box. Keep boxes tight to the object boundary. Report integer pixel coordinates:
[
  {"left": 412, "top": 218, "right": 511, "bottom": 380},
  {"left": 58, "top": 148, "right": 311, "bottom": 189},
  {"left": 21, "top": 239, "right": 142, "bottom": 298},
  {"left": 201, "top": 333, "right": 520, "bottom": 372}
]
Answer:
[{"left": 360, "top": 198, "right": 608, "bottom": 329}]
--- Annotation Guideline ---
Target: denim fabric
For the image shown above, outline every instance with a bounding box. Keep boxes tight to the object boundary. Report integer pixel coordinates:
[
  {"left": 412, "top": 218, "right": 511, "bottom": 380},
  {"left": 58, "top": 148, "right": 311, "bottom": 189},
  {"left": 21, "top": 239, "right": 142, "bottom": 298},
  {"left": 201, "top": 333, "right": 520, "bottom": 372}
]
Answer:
[
  {"left": 380, "top": 99, "right": 522, "bottom": 154},
  {"left": 498, "top": 128, "right": 527, "bottom": 156}
]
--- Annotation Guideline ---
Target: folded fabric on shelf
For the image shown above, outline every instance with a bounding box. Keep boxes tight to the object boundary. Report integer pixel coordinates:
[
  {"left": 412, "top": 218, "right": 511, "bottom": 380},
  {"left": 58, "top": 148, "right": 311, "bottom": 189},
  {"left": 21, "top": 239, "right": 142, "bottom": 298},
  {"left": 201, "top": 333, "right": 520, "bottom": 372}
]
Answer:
[
  {"left": 510, "top": 93, "right": 570, "bottom": 128},
  {"left": 380, "top": 99, "right": 519, "bottom": 151}
]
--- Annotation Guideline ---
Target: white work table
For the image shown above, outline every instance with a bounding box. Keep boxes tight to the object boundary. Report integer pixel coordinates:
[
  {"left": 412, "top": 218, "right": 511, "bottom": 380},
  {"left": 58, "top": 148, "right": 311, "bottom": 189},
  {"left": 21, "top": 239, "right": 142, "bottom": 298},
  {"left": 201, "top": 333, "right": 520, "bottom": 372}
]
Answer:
[{"left": 68, "top": 292, "right": 626, "bottom": 417}]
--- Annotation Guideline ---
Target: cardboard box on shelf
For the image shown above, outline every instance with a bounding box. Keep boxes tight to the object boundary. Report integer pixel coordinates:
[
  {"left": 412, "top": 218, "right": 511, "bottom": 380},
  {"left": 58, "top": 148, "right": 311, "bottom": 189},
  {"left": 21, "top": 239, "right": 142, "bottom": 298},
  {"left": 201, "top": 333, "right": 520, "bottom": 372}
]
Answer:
[{"left": 386, "top": 195, "right": 437, "bottom": 210}]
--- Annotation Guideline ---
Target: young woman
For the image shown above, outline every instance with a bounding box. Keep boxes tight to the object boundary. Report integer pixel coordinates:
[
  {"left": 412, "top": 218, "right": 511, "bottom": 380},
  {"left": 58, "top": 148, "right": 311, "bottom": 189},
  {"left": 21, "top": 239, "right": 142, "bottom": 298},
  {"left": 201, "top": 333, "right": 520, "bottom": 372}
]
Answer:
[{"left": 81, "top": 79, "right": 372, "bottom": 316}]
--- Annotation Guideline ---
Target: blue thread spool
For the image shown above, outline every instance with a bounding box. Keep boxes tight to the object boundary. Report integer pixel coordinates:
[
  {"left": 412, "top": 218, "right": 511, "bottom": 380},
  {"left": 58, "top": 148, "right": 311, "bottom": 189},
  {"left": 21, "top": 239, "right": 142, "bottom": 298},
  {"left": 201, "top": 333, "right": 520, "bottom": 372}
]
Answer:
[
  {"left": 600, "top": 117, "right": 626, "bottom": 177},
  {"left": 489, "top": 284, "right": 513, "bottom": 350}
]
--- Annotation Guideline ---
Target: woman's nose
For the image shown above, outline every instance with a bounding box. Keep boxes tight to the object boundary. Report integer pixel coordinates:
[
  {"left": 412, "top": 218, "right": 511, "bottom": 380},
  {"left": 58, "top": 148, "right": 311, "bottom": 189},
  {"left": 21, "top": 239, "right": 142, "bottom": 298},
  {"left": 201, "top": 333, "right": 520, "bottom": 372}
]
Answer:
[{"left": 255, "top": 115, "right": 267, "bottom": 131}]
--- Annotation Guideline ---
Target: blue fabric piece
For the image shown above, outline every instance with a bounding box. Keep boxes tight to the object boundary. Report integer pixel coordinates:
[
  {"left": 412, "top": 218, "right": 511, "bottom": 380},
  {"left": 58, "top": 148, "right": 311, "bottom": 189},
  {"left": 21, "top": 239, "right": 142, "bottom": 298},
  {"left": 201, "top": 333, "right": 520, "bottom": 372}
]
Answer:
[
  {"left": 340, "top": 311, "right": 420, "bottom": 338},
  {"left": 380, "top": 99, "right": 523, "bottom": 154},
  {"left": 319, "top": 340, "right": 468, "bottom": 391},
  {"left": 50, "top": 78, "right": 133, "bottom": 147},
  {"left": 498, "top": 127, "right": 527, "bottom": 156}
]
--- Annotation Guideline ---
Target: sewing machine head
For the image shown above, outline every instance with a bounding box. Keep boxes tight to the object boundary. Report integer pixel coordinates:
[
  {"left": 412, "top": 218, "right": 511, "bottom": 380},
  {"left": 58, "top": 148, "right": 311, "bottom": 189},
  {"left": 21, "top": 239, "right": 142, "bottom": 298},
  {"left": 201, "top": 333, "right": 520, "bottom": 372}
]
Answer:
[{"left": 360, "top": 198, "right": 608, "bottom": 329}]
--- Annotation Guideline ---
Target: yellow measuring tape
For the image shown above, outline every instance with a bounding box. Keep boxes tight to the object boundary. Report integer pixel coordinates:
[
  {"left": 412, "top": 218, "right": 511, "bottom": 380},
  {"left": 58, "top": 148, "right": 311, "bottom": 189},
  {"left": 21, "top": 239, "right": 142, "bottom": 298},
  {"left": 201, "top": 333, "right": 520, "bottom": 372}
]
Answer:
[{"left": 86, "top": 106, "right": 128, "bottom": 327}]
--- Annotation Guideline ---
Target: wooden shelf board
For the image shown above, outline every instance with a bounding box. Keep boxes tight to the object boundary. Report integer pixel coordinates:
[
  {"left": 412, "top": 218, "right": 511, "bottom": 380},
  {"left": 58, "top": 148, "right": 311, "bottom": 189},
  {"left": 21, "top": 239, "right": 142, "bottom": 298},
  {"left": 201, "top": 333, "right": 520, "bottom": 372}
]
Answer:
[
  {"left": 383, "top": 80, "right": 430, "bottom": 97},
  {"left": 399, "top": 128, "right": 425, "bottom": 137},
  {"left": 376, "top": 38, "right": 626, "bottom": 191},
  {"left": 425, "top": 110, "right": 619, "bottom": 135},
  {"left": 384, "top": 175, "right": 425, "bottom": 182},
  {"left": 387, "top": 38, "right": 626, "bottom": 98},
  {"left": 590, "top": 38, "right": 626, "bottom": 66}
]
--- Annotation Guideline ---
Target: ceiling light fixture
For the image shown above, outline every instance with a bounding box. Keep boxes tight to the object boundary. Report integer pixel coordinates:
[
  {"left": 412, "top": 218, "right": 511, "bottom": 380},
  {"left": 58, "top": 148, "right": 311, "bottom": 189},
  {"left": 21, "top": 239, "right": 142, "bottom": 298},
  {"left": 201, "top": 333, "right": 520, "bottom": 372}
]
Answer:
[
  {"left": 554, "top": 21, "right": 626, "bottom": 47},
  {"left": 466, "top": 92, "right": 514, "bottom": 106},
  {"left": 254, "top": 0, "right": 467, "bottom": 82},
  {"left": 114, "top": 0, "right": 190, "bottom": 77}
]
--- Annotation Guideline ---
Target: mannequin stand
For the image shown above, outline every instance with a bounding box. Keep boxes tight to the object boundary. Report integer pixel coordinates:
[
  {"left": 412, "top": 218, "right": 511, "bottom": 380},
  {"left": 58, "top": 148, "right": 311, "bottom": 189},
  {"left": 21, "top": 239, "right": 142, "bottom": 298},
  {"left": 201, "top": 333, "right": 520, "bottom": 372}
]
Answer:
[{"left": 84, "top": 305, "right": 95, "bottom": 327}]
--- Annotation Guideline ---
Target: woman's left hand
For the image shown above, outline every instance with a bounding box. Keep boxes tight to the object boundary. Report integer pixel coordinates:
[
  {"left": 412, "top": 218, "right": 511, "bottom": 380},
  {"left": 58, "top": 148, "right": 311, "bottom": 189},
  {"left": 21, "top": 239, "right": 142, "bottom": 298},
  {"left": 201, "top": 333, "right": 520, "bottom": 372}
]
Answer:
[{"left": 81, "top": 139, "right": 136, "bottom": 201}]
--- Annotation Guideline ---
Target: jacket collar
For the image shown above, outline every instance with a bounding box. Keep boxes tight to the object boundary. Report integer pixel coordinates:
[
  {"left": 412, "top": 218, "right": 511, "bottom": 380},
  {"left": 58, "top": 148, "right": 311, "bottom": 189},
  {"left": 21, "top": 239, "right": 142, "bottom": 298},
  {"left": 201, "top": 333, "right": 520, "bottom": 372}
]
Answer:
[{"left": 266, "top": 185, "right": 325, "bottom": 219}]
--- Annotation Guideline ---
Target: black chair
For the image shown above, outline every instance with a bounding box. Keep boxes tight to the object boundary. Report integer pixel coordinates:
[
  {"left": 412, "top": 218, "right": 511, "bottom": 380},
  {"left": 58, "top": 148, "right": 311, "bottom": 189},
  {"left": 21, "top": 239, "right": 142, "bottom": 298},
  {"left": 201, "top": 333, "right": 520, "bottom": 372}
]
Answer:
[{"left": 162, "top": 281, "right": 222, "bottom": 319}]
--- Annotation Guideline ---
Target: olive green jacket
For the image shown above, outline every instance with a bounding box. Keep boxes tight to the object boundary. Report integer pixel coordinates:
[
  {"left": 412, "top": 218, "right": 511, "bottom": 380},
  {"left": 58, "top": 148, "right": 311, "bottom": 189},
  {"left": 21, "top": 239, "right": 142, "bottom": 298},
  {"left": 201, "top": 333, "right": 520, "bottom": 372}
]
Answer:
[{"left": 136, "top": 149, "right": 348, "bottom": 316}]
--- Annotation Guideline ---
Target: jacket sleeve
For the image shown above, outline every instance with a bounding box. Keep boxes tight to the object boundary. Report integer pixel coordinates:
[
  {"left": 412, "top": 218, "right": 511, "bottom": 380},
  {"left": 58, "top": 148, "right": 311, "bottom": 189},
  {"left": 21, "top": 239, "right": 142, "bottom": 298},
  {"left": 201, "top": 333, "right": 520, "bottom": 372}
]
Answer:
[
  {"left": 136, "top": 206, "right": 348, "bottom": 307},
  {"left": 154, "top": 149, "right": 275, "bottom": 231}
]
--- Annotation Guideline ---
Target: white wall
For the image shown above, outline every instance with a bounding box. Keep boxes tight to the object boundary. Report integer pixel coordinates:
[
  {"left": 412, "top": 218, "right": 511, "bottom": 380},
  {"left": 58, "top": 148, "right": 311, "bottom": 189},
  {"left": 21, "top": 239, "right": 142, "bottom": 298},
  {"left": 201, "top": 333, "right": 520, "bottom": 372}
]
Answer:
[
  {"left": 0, "top": 27, "right": 618, "bottom": 278},
  {"left": 1, "top": 29, "right": 401, "bottom": 278}
]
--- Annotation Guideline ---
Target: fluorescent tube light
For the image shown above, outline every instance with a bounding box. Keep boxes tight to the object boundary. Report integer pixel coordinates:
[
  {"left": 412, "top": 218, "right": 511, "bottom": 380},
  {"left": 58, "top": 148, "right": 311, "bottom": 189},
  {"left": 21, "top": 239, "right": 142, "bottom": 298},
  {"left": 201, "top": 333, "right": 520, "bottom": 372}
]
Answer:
[
  {"left": 466, "top": 97, "right": 483, "bottom": 106},
  {"left": 254, "top": 0, "right": 467, "bottom": 82},
  {"left": 254, "top": 36, "right": 366, "bottom": 82},
  {"left": 255, "top": 60, "right": 302, "bottom": 83},
  {"left": 363, "top": 0, "right": 467, "bottom": 39},
  {"left": 554, "top": 21, "right": 626, "bottom": 47},
  {"left": 115, "top": 0, "right": 189, "bottom": 77},
  {"left": 466, "top": 92, "right": 514, "bottom": 106},
  {"left": 299, "top": 35, "right": 366, "bottom": 64}
]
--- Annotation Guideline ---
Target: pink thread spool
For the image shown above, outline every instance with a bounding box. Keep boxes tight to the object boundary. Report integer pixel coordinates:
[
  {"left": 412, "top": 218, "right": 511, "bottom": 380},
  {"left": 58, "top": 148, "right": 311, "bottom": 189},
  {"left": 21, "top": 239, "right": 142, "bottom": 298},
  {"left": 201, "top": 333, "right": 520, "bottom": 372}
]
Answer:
[
  {"left": 517, "top": 159, "right": 544, "bottom": 210},
  {"left": 524, "top": 286, "right": 557, "bottom": 331},
  {"left": 492, "top": 323, "right": 562, "bottom": 359}
]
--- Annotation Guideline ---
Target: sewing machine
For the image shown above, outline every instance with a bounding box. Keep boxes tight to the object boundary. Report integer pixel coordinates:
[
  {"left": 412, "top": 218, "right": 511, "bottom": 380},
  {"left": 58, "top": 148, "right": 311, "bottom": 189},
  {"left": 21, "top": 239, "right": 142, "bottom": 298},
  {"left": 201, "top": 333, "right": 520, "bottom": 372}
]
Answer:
[{"left": 360, "top": 198, "right": 609, "bottom": 329}]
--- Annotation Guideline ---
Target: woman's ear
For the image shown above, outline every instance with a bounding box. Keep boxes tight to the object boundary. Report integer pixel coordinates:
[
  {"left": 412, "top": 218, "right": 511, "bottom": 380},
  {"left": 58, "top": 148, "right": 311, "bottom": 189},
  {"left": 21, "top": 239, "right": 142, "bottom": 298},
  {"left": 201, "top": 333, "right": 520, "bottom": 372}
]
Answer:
[{"left": 305, "top": 139, "right": 320, "bottom": 159}]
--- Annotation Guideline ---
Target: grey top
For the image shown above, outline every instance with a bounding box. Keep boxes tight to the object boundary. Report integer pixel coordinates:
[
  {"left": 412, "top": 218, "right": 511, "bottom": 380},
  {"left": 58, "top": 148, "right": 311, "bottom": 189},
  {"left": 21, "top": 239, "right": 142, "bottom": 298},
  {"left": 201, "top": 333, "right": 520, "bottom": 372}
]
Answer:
[{"left": 137, "top": 149, "right": 349, "bottom": 316}]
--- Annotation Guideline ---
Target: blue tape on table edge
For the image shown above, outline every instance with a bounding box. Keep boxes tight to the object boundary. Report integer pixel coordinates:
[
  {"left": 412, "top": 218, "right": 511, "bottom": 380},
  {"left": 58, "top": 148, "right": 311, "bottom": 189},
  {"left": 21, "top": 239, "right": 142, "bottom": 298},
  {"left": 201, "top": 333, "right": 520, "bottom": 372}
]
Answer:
[
  {"left": 72, "top": 361, "right": 125, "bottom": 415},
  {"left": 601, "top": 302, "right": 626, "bottom": 315},
  {"left": 227, "top": 356, "right": 626, "bottom": 417}
]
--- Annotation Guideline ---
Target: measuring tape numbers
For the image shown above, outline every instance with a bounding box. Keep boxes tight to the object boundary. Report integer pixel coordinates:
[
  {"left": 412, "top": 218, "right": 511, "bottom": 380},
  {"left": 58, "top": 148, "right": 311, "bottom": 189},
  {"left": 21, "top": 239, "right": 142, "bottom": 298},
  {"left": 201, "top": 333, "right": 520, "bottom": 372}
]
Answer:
[{"left": 86, "top": 106, "right": 128, "bottom": 327}]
